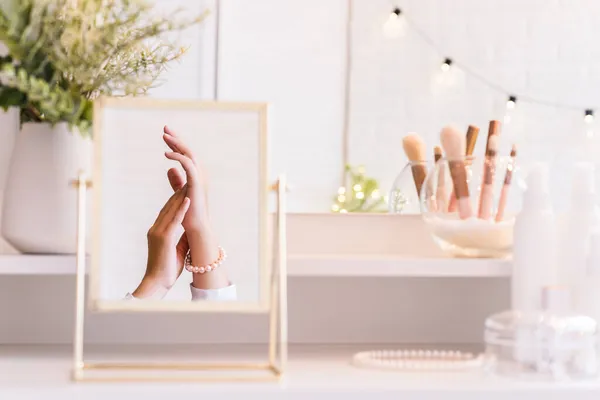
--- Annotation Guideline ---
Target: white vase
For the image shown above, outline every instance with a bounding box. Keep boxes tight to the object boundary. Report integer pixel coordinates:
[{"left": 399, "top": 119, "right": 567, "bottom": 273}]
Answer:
[{"left": 1, "top": 122, "right": 91, "bottom": 254}]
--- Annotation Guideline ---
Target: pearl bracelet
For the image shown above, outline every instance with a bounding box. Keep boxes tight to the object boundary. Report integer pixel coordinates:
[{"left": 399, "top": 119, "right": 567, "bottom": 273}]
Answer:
[
  {"left": 184, "top": 247, "right": 227, "bottom": 274},
  {"left": 351, "top": 349, "right": 483, "bottom": 371}
]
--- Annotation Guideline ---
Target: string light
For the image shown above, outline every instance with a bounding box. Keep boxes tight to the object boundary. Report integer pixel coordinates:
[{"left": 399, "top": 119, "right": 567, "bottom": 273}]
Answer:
[
  {"left": 506, "top": 95, "right": 517, "bottom": 109},
  {"left": 584, "top": 109, "right": 595, "bottom": 138},
  {"left": 378, "top": 7, "right": 595, "bottom": 124},
  {"left": 383, "top": 7, "right": 405, "bottom": 38},
  {"left": 440, "top": 58, "right": 452, "bottom": 72},
  {"left": 503, "top": 95, "right": 517, "bottom": 124}
]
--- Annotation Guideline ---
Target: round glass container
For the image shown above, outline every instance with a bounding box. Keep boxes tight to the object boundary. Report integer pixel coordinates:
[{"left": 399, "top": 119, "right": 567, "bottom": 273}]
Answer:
[
  {"left": 484, "top": 309, "right": 599, "bottom": 380},
  {"left": 420, "top": 156, "right": 524, "bottom": 258},
  {"left": 389, "top": 160, "right": 433, "bottom": 214}
]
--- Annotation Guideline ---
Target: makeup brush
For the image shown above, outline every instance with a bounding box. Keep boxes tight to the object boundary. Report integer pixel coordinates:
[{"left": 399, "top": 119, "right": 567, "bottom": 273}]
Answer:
[
  {"left": 434, "top": 146, "right": 443, "bottom": 163},
  {"left": 466, "top": 125, "right": 480, "bottom": 156},
  {"left": 495, "top": 144, "right": 517, "bottom": 222},
  {"left": 485, "top": 120, "right": 501, "bottom": 152},
  {"left": 478, "top": 134, "right": 499, "bottom": 219},
  {"left": 441, "top": 126, "right": 472, "bottom": 219},
  {"left": 402, "top": 134, "right": 428, "bottom": 196},
  {"left": 448, "top": 125, "right": 479, "bottom": 212},
  {"left": 434, "top": 146, "right": 448, "bottom": 211}
]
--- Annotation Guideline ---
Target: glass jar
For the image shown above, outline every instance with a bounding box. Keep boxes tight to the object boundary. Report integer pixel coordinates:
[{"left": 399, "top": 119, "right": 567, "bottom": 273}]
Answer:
[
  {"left": 420, "top": 156, "right": 524, "bottom": 258},
  {"left": 389, "top": 160, "right": 433, "bottom": 214},
  {"left": 484, "top": 309, "right": 599, "bottom": 380}
]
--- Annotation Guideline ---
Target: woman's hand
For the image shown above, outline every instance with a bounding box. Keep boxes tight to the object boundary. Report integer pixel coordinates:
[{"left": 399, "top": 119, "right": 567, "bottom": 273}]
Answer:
[
  {"left": 168, "top": 167, "right": 190, "bottom": 271},
  {"left": 162, "top": 126, "right": 230, "bottom": 290},
  {"left": 163, "top": 126, "right": 210, "bottom": 233},
  {"left": 132, "top": 187, "right": 190, "bottom": 299}
]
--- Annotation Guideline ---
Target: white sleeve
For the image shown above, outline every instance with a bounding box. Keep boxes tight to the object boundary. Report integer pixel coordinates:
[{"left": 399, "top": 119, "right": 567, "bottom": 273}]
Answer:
[{"left": 190, "top": 283, "right": 237, "bottom": 301}]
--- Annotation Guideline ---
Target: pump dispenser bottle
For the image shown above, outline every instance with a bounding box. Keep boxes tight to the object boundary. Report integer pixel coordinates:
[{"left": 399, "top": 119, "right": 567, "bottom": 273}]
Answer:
[{"left": 511, "top": 163, "right": 557, "bottom": 312}]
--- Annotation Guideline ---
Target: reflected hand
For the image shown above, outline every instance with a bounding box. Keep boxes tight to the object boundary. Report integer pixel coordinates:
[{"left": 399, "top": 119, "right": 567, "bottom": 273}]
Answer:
[
  {"left": 163, "top": 126, "right": 228, "bottom": 290},
  {"left": 168, "top": 167, "right": 189, "bottom": 270},
  {"left": 163, "top": 126, "right": 210, "bottom": 234},
  {"left": 132, "top": 187, "right": 190, "bottom": 299}
]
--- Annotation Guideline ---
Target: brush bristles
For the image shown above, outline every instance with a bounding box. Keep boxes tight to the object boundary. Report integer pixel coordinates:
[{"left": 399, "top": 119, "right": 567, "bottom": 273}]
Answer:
[
  {"left": 510, "top": 144, "right": 517, "bottom": 157},
  {"left": 440, "top": 126, "right": 466, "bottom": 160},
  {"left": 402, "top": 134, "right": 427, "bottom": 162},
  {"left": 434, "top": 146, "right": 443, "bottom": 162},
  {"left": 486, "top": 134, "right": 499, "bottom": 155}
]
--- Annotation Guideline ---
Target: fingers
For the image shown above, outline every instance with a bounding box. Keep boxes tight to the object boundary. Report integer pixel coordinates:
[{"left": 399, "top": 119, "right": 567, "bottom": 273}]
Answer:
[
  {"left": 167, "top": 167, "right": 185, "bottom": 192},
  {"left": 172, "top": 197, "right": 190, "bottom": 227},
  {"left": 154, "top": 186, "right": 186, "bottom": 229},
  {"left": 165, "top": 151, "right": 198, "bottom": 188},
  {"left": 163, "top": 126, "right": 195, "bottom": 162},
  {"left": 163, "top": 125, "right": 179, "bottom": 137},
  {"left": 159, "top": 194, "right": 190, "bottom": 235}
]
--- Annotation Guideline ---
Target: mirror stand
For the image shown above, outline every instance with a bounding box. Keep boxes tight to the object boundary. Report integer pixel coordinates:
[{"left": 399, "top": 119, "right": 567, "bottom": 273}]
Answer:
[{"left": 69, "top": 172, "right": 288, "bottom": 383}]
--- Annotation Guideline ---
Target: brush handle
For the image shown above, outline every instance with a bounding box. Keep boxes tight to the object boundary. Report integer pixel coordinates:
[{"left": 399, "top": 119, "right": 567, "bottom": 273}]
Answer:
[
  {"left": 457, "top": 197, "right": 473, "bottom": 219},
  {"left": 495, "top": 184, "right": 509, "bottom": 222},
  {"left": 436, "top": 163, "right": 448, "bottom": 212},
  {"left": 478, "top": 155, "right": 497, "bottom": 219},
  {"left": 448, "top": 191, "right": 457, "bottom": 212},
  {"left": 410, "top": 164, "right": 427, "bottom": 199},
  {"left": 495, "top": 164, "right": 514, "bottom": 222},
  {"left": 478, "top": 185, "right": 495, "bottom": 219},
  {"left": 448, "top": 160, "right": 472, "bottom": 219}
]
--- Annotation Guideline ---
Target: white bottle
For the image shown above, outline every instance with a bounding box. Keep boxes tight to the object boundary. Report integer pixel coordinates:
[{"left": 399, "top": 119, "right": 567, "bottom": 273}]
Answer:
[
  {"left": 558, "top": 163, "right": 600, "bottom": 296},
  {"left": 577, "top": 232, "right": 600, "bottom": 322},
  {"left": 511, "top": 163, "right": 557, "bottom": 312}
]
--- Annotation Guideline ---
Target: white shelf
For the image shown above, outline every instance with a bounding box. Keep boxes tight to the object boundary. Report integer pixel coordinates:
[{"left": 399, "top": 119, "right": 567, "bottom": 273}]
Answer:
[
  {"left": 0, "top": 254, "right": 511, "bottom": 277},
  {"left": 0, "top": 254, "right": 77, "bottom": 275},
  {"left": 287, "top": 254, "right": 510, "bottom": 277},
  {"left": 1, "top": 344, "right": 598, "bottom": 399}
]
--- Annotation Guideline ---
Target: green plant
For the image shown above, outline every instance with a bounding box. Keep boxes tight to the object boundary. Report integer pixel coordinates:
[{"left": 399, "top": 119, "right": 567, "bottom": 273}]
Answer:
[
  {"left": 0, "top": 0, "right": 206, "bottom": 134},
  {"left": 331, "top": 164, "right": 387, "bottom": 213}
]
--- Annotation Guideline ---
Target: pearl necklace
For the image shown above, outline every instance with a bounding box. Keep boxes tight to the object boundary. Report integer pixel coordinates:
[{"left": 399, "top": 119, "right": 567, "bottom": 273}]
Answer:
[{"left": 351, "top": 349, "right": 484, "bottom": 371}]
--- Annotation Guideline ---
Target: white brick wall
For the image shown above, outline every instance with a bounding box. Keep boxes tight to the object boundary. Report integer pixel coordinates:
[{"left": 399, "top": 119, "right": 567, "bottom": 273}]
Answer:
[
  {"left": 3, "top": 1, "right": 597, "bottom": 213},
  {"left": 349, "top": 0, "right": 600, "bottom": 211}
]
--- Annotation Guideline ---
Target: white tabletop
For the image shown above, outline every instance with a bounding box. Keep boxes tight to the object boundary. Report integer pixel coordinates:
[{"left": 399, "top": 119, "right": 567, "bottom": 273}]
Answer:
[{"left": 1, "top": 344, "right": 600, "bottom": 399}]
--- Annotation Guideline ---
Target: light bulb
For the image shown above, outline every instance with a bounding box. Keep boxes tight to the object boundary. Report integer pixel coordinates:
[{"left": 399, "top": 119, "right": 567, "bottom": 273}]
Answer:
[
  {"left": 356, "top": 192, "right": 365, "bottom": 199},
  {"left": 440, "top": 58, "right": 452, "bottom": 72},
  {"left": 585, "top": 109, "right": 594, "bottom": 124},
  {"left": 503, "top": 96, "right": 517, "bottom": 124},
  {"left": 337, "top": 194, "right": 346, "bottom": 203},
  {"left": 382, "top": 7, "right": 405, "bottom": 38},
  {"left": 353, "top": 184, "right": 362, "bottom": 192},
  {"left": 340, "top": 209, "right": 348, "bottom": 214},
  {"left": 331, "top": 204, "right": 340, "bottom": 212},
  {"left": 337, "top": 186, "right": 346, "bottom": 195},
  {"left": 506, "top": 95, "right": 517, "bottom": 109}
]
